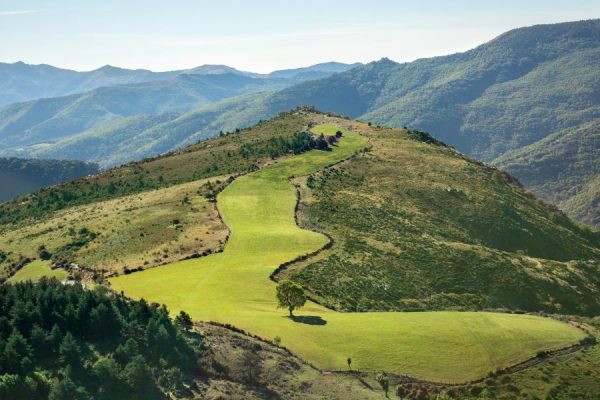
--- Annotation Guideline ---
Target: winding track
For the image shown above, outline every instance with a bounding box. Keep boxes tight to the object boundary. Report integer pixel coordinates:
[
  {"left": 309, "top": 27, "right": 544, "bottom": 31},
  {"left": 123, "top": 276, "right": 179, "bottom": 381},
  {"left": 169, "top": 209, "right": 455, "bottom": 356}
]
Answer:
[{"left": 110, "top": 124, "right": 585, "bottom": 383}]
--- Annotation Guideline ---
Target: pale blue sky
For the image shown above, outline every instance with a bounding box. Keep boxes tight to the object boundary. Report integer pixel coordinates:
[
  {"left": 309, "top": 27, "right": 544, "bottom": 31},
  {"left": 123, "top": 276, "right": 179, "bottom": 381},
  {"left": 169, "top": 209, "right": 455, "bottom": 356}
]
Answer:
[{"left": 1, "top": 0, "right": 599, "bottom": 72}]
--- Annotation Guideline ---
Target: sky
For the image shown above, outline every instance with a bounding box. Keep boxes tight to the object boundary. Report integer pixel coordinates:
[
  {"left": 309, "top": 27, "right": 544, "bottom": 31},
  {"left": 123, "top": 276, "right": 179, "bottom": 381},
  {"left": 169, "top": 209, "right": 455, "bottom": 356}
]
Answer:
[{"left": 1, "top": 0, "right": 599, "bottom": 73}]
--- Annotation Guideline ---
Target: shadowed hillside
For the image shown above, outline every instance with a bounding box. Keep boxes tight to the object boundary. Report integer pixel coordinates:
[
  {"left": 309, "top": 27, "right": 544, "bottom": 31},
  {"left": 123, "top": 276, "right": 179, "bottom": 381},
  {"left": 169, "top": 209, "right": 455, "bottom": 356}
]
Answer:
[{"left": 0, "top": 157, "right": 99, "bottom": 202}]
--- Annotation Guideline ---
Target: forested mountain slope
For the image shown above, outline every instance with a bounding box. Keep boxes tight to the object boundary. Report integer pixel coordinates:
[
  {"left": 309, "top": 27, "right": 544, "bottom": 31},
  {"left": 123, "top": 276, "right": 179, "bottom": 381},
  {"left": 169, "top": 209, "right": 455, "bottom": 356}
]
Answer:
[
  {"left": 12, "top": 20, "right": 596, "bottom": 226},
  {"left": 92, "top": 18, "right": 597, "bottom": 226},
  {"left": 496, "top": 120, "right": 600, "bottom": 228}
]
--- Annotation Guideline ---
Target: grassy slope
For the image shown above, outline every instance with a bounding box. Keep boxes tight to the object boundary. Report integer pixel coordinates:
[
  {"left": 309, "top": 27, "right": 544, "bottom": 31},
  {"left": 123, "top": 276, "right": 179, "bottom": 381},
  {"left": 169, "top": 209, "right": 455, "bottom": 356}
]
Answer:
[
  {"left": 7, "top": 260, "right": 67, "bottom": 283},
  {"left": 0, "top": 112, "right": 307, "bottom": 227},
  {"left": 0, "top": 178, "right": 227, "bottom": 278},
  {"left": 2, "top": 21, "right": 597, "bottom": 226},
  {"left": 285, "top": 120, "right": 600, "bottom": 315},
  {"left": 0, "top": 112, "right": 307, "bottom": 274},
  {"left": 110, "top": 125, "right": 584, "bottom": 383},
  {"left": 448, "top": 316, "right": 600, "bottom": 399}
]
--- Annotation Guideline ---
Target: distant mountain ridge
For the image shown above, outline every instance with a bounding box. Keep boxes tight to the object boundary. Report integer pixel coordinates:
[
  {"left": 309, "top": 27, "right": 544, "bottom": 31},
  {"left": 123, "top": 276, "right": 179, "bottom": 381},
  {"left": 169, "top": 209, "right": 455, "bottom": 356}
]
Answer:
[
  {"left": 0, "top": 61, "right": 360, "bottom": 106},
  {"left": 1, "top": 20, "right": 599, "bottom": 227},
  {"left": 106, "top": 18, "right": 596, "bottom": 227},
  {"left": 0, "top": 62, "right": 360, "bottom": 157},
  {"left": 0, "top": 62, "right": 177, "bottom": 106}
]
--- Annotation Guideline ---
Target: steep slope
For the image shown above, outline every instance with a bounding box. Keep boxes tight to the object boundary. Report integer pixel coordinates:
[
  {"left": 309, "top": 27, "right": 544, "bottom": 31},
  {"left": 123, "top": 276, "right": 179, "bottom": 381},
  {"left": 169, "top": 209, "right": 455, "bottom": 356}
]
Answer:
[
  {"left": 0, "top": 157, "right": 99, "bottom": 202},
  {"left": 496, "top": 120, "right": 600, "bottom": 227},
  {"left": 281, "top": 118, "right": 600, "bottom": 315},
  {"left": 3, "top": 22, "right": 597, "bottom": 223},
  {"left": 109, "top": 19, "right": 597, "bottom": 226}
]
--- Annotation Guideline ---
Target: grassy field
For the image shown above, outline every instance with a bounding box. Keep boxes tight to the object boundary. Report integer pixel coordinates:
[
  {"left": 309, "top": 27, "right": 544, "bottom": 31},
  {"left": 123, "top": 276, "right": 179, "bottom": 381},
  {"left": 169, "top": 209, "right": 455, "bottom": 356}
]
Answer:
[
  {"left": 110, "top": 124, "right": 585, "bottom": 383},
  {"left": 7, "top": 260, "right": 68, "bottom": 283}
]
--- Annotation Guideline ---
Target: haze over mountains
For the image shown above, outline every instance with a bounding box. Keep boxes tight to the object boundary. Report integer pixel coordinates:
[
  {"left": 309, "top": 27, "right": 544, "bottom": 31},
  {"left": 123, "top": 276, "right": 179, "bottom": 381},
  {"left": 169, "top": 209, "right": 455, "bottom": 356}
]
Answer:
[
  {"left": 0, "top": 19, "right": 598, "bottom": 228},
  {"left": 0, "top": 61, "right": 360, "bottom": 106}
]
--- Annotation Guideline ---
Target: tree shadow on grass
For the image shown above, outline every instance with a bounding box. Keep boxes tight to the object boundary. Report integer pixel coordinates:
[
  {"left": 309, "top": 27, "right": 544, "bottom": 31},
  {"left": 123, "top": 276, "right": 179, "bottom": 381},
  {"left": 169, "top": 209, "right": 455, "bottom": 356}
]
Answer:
[{"left": 288, "top": 315, "right": 327, "bottom": 325}]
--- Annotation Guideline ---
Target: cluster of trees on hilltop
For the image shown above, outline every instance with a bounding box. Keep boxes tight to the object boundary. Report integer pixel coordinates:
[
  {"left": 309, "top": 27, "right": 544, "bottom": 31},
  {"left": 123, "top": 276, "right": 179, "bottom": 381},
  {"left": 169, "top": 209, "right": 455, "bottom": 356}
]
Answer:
[
  {"left": 0, "top": 279, "right": 201, "bottom": 399},
  {"left": 239, "top": 130, "right": 342, "bottom": 159}
]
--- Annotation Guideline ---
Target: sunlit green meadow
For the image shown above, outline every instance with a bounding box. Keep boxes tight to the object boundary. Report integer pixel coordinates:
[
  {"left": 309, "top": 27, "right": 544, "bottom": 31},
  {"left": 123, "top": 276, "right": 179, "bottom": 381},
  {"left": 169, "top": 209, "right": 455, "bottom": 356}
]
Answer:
[
  {"left": 8, "top": 260, "right": 68, "bottom": 283},
  {"left": 110, "top": 125, "right": 585, "bottom": 383}
]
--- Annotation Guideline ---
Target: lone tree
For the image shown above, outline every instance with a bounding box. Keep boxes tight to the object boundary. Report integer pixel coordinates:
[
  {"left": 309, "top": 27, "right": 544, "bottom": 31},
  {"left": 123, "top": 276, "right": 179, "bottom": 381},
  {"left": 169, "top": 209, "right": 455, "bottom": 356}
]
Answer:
[
  {"left": 347, "top": 357, "right": 352, "bottom": 371},
  {"left": 276, "top": 280, "right": 306, "bottom": 317}
]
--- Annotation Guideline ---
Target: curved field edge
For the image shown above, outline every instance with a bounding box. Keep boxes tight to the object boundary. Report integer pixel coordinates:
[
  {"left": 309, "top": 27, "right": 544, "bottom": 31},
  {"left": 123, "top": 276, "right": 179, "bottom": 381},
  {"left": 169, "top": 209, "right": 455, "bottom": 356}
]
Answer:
[
  {"left": 7, "top": 260, "right": 68, "bottom": 283},
  {"left": 109, "top": 124, "right": 585, "bottom": 383}
]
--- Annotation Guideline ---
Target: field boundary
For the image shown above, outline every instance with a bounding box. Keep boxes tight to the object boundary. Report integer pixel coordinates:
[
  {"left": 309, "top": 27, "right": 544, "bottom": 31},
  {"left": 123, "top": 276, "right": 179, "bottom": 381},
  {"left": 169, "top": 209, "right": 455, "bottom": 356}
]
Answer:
[{"left": 200, "top": 318, "right": 594, "bottom": 387}]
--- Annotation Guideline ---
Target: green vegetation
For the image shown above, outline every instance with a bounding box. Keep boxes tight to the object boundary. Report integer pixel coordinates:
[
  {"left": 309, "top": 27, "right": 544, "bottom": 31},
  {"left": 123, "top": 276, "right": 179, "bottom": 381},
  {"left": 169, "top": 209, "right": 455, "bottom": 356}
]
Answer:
[
  {"left": 0, "top": 111, "right": 308, "bottom": 228},
  {"left": 0, "top": 177, "right": 227, "bottom": 276},
  {"left": 0, "top": 279, "right": 202, "bottom": 399},
  {"left": 4, "top": 21, "right": 598, "bottom": 226},
  {"left": 110, "top": 124, "right": 585, "bottom": 383},
  {"left": 7, "top": 260, "right": 67, "bottom": 283},
  {"left": 0, "top": 111, "right": 351, "bottom": 276},
  {"left": 276, "top": 280, "right": 307, "bottom": 316},
  {"left": 448, "top": 316, "right": 600, "bottom": 399},
  {"left": 497, "top": 120, "right": 600, "bottom": 228},
  {"left": 0, "top": 63, "right": 358, "bottom": 166},
  {"left": 285, "top": 121, "right": 600, "bottom": 314},
  {"left": 0, "top": 157, "right": 99, "bottom": 202}
]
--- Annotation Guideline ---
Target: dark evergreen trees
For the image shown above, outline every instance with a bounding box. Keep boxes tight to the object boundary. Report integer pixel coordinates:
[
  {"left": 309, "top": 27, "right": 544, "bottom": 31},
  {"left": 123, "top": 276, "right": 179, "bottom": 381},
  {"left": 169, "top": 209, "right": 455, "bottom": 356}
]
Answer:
[{"left": 0, "top": 278, "right": 203, "bottom": 399}]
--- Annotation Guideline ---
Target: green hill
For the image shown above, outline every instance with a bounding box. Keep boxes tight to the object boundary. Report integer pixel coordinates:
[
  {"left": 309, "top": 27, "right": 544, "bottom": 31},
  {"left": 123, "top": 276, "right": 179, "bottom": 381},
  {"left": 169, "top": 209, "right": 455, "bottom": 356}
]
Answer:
[
  {"left": 0, "top": 110, "right": 598, "bottom": 394},
  {"left": 0, "top": 63, "right": 360, "bottom": 166},
  {"left": 10, "top": 20, "right": 597, "bottom": 227},
  {"left": 0, "top": 73, "right": 288, "bottom": 151},
  {"left": 282, "top": 120, "right": 600, "bottom": 314},
  {"left": 0, "top": 157, "right": 99, "bottom": 202},
  {"left": 1, "top": 110, "right": 598, "bottom": 313}
]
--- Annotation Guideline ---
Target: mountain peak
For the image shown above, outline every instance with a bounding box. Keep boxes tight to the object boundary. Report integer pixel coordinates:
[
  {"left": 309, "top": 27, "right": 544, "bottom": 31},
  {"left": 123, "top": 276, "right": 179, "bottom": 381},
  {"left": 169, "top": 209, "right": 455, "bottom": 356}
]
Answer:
[{"left": 184, "top": 64, "right": 248, "bottom": 76}]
